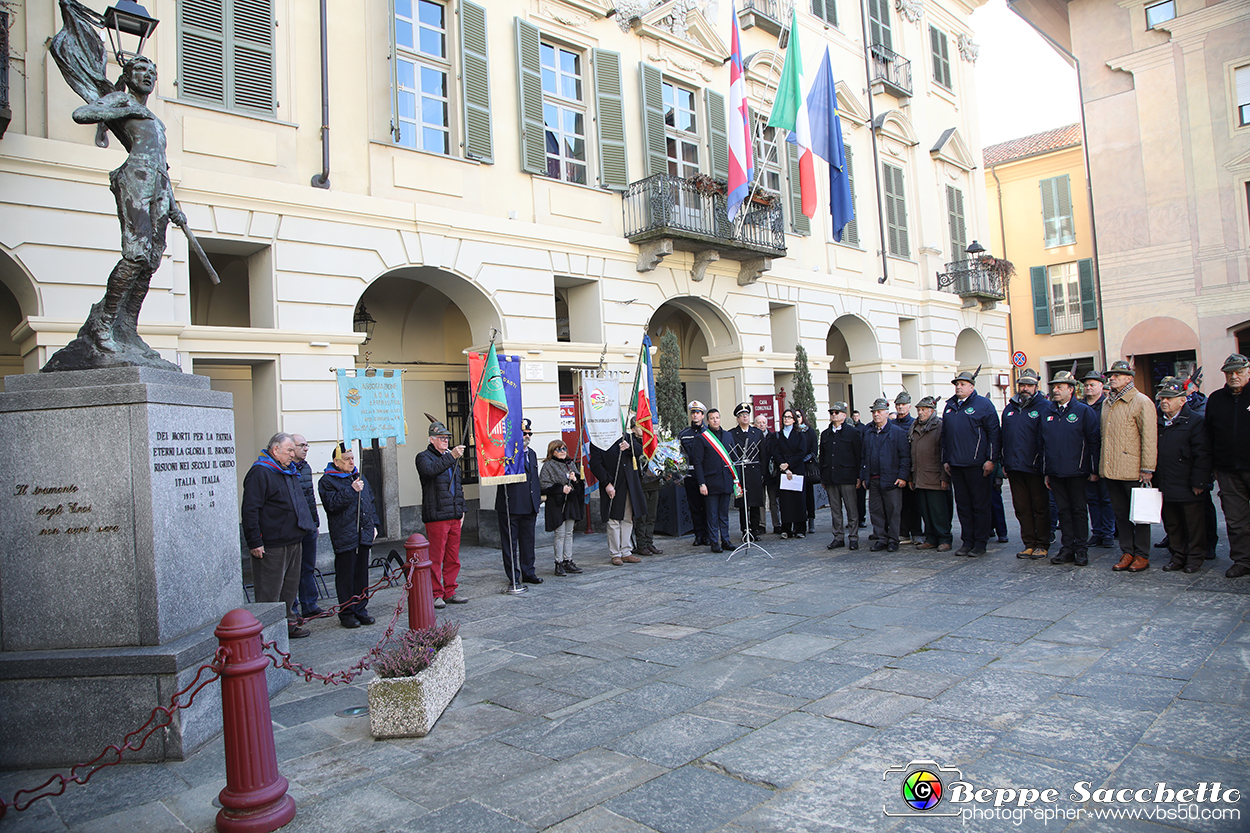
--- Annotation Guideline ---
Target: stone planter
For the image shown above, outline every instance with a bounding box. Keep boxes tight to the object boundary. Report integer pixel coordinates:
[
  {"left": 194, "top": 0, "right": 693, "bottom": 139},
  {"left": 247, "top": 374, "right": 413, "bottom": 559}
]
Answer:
[{"left": 367, "top": 635, "right": 465, "bottom": 739}]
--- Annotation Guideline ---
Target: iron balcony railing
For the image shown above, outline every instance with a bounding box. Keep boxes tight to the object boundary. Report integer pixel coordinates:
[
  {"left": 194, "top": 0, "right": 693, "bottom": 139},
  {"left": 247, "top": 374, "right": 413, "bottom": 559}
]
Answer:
[
  {"left": 937, "top": 258, "right": 1006, "bottom": 301},
  {"left": 869, "top": 43, "right": 912, "bottom": 98},
  {"left": 623, "top": 174, "right": 786, "bottom": 259},
  {"left": 739, "top": 0, "right": 792, "bottom": 28}
]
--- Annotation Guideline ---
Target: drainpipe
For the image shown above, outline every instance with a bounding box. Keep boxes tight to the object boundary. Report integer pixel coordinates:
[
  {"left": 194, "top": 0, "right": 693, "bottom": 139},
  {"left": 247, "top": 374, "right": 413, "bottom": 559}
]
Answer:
[
  {"left": 310, "top": 0, "right": 331, "bottom": 189},
  {"left": 1008, "top": 2, "right": 1106, "bottom": 366},
  {"left": 858, "top": 0, "right": 889, "bottom": 284}
]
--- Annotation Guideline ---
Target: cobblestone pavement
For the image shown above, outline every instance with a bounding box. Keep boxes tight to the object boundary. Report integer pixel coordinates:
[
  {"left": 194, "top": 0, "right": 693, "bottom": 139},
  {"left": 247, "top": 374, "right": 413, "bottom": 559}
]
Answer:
[{"left": 3, "top": 501, "right": 1249, "bottom": 832}]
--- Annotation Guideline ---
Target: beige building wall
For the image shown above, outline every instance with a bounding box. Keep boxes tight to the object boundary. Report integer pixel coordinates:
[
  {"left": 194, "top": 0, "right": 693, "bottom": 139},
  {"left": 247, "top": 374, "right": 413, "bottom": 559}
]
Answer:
[
  {"left": 1012, "top": 0, "right": 1250, "bottom": 392},
  {"left": 0, "top": 0, "right": 1010, "bottom": 531},
  {"left": 985, "top": 140, "right": 1100, "bottom": 378}
]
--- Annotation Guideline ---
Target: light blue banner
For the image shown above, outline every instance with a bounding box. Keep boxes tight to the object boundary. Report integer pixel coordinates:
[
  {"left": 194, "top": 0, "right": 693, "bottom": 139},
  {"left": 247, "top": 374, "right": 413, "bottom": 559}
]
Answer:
[{"left": 338, "top": 368, "right": 405, "bottom": 446}]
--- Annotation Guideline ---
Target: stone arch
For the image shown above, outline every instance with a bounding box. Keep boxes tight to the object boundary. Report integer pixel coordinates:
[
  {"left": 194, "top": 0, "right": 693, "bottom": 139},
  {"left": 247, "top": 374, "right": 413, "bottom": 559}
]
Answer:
[
  {"left": 0, "top": 248, "right": 40, "bottom": 377},
  {"left": 827, "top": 314, "right": 881, "bottom": 415},
  {"left": 1120, "top": 316, "right": 1198, "bottom": 358},
  {"left": 648, "top": 296, "right": 740, "bottom": 413},
  {"left": 358, "top": 265, "right": 505, "bottom": 357},
  {"left": 955, "top": 327, "right": 992, "bottom": 393},
  {"left": 873, "top": 110, "right": 919, "bottom": 147},
  {"left": 0, "top": 245, "right": 41, "bottom": 319}
]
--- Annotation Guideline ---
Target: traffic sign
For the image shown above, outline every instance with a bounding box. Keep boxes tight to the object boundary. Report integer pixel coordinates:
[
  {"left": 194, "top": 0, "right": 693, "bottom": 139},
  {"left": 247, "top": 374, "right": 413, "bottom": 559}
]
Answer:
[{"left": 1011, "top": 351, "right": 1027, "bottom": 368}]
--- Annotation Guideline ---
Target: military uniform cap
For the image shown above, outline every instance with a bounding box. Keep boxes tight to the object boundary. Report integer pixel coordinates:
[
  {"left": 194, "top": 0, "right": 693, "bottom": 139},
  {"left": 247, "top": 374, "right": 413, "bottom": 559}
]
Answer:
[
  {"left": 687, "top": 400, "right": 706, "bottom": 413},
  {"left": 1157, "top": 379, "right": 1185, "bottom": 398},
  {"left": 894, "top": 391, "right": 912, "bottom": 405},
  {"left": 1221, "top": 353, "right": 1249, "bottom": 372},
  {"left": 733, "top": 402, "right": 752, "bottom": 416},
  {"left": 870, "top": 397, "right": 890, "bottom": 411},
  {"left": 429, "top": 420, "right": 452, "bottom": 437},
  {"left": 1016, "top": 367, "right": 1040, "bottom": 385},
  {"left": 829, "top": 401, "right": 848, "bottom": 413},
  {"left": 1107, "top": 360, "right": 1134, "bottom": 376},
  {"left": 916, "top": 395, "right": 938, "bottom": 409},
  {"left": 1082, "top": 369, "right": 1107, "bottom": 383},
  {"left": 1049, "top": 370, "right": 1079, "bottom": 387}
]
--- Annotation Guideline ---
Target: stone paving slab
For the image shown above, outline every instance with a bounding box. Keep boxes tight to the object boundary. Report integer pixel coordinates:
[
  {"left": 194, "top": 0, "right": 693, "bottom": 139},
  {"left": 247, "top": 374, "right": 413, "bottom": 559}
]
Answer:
[{"left": 3, "top": 497, "right": 1248, "bottom": 833}]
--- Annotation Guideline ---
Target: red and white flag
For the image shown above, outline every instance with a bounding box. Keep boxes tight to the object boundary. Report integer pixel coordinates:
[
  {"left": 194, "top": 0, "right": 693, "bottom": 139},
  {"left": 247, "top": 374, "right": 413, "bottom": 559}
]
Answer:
[{"left": 726, "top": 2, "right": 754, "bottom": 221}]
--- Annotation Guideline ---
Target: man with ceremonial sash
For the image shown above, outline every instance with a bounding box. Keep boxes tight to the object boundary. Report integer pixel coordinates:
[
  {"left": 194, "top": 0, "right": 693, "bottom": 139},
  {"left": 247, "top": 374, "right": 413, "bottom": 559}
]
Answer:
[
  {"left": 693, "top": 408, "right": 742, "bottom": 553},
  {"left": 729, "top": 403, "right": 766, "bottom": 540}
]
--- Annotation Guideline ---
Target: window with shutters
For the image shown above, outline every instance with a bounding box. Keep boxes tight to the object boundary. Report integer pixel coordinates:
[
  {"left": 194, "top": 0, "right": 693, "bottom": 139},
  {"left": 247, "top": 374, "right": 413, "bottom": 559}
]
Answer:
[
  {"left": 393, "top": 0, "right": 451, "bottom": 154},
  {"left": 753, "top": 113, "right": 782, "bottom": 196},
  {"left": 811, "top": 0, "right": 837, "bottom": 27},
  {"left": 541, "top": 42, "right": 587, "bottom": 184},
  {"left": 664, "top": 81, "right": 700, "bottom": 179},
  {"left": 867, "top": 0, "right": 891, "bottom": 51},
  {"left": 882, "top": 162, "right": 909, "bottom": 258},
  {"left": 930, "top": 26, "right": 952, "bottom": 90},
  {"left": 1048, "top": 262, "right": 1083, "bottom": 334},
  {"left": 1235, "top": 64, "right": 1250, "bottom": 128},
  {"left": 1040, "top": 174, "right": 1076, "bottom": 247},
  {"left": 178, "top": 0, "right": 275, "bottom": 115},
  {"left": 946, "top": 185, "right": 966, "bottom": 256}
]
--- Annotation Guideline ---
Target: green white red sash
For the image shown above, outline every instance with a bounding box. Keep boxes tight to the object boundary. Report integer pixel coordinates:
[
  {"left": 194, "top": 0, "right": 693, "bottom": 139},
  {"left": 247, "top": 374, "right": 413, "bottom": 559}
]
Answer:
[{"left": 702, "top": 430, "right": 743, "bottom": 498}]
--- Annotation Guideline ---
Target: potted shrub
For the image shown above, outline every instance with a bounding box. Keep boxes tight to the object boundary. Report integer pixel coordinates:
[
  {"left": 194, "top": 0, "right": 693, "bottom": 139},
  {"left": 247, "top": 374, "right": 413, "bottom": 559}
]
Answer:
[{"left": 367, "top": 621, "right": 464, "bottom": 739}]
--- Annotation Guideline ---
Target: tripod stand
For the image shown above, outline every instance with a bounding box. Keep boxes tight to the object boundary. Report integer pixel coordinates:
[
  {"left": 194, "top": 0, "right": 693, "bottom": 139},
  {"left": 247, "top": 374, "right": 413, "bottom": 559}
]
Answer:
[{"left": 727, "top": 439, "right": 773, "bottom": 562}]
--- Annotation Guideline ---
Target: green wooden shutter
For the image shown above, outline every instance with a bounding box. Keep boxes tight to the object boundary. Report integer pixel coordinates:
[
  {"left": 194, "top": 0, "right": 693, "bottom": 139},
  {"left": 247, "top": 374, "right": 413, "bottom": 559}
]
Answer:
[
  {"left": 706, "top": 89, "right": 728, "bottom": 182},
  {"left": 841, "top": 142, "right": 858, "bottom": 246},
  {"left": 868, "top": 0, "right": 891, "bottom": 50},
  {"left": 1078, "top": 258, "right": 1097, "bottom": 330},
  {"left": 640, "top": 63, "right": 667, "bottom": 178},
  {"left": 515, "top": 17, "right": 543, "bottom": 173},
  {"left": 812, "top": 0, "right": 836, "bottom": 26},
  {"left": 930, "top": 26, "right": 951, "bottom": 88},
  {"left": 946, "top": 185, "right": 965, "bottom": 255},
  {"left": 179, "top": 0, "right": 227, "bottom": 107},
  {"left": 231, "top": 0, "right": 275, "bottom": 114},
  {"left": 787, "top": 140, "right": 809, "bottom": 236},
  {"left": 1031, "top": 266, "right": 1051, "bottom": 334},
  {"left": 593, "top": 49, "right": 627, "bottom": 190},
  {"left": 884, "top": 163, "right": 908, "bottom": 257},
  {"left": 1055, "top": 174, "right": 1074, "bottom": 244},
  {"left": 461, "top": 1, "right": 492, "bottom": 162}
]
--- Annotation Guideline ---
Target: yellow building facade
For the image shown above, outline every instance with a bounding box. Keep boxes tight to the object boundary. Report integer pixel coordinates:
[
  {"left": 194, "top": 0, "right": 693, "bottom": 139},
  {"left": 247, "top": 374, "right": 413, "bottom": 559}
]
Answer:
[{"left": 984, "top": 124, "right": 1101, "bottom": 381}]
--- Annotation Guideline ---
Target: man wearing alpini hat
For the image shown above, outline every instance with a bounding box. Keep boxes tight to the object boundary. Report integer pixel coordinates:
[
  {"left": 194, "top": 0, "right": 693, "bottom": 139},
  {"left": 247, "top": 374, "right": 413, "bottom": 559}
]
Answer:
[
  {"left": 1101, "top": 360, "right": 1157, "bottom": 573},
  {"left": 942, "top": 368, "right": 1002, "bottom": 555},
  {"left": 1205, "top": 353, "right": 1250, "bottom": 577},
  {"left": 1002, "top": 368, "right": 1054, "bottom": 559},
  {"left": 416, "top": 420, "right": 468, "bottom": 607},
  {"left": 1040, "top": 371, "right": 1100, "bottom": 567}
]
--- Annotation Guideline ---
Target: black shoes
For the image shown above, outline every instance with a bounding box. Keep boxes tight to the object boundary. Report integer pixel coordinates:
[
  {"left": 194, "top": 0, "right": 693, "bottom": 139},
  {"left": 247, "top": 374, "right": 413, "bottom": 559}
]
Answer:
[
  {"left": 301, "top": 606, "right": 324, "bottom": 618},
  {"left": 711, "top": 542, "right": 723, "bottom": 553},
  {"left": 828, "top": 540, "right": 844, "bottom": 550},
  {"left": 1074, "top": 553, "right": 1088, "bottom": 567},
  {"left": 848, "top": 542, "right": 859, "bottom": 550},
  {"left": 1154, "top": 536, "right": 1169, "bottom": 549},
  {"left": 1225, "top": 564, "right": 1250, "bottom": 578},
  {"left": 969, "top": 547, "right": 986, "bottom": 557},
  {"left": 1161, "top": 560, "right": 1186, "bottom": 572},
  {"left": 887, "top": 542, "right": 899, "bottom": 552},
  {"left": 870, "top": 542, "right": 888, "bottom": 552},
  {"left": 997, "top": 536, "right": 1010, "bottom": 543},
  {"left": 1183, "top": 564, "right": 1201, "bottom": 574},
  {"left": 356, "top": 613, "right": 375, "bottom": 625},
  {"left": 1051, "top": 551, "right": 1075, "bottom": 564},
  {"left": 955, "top": 546, "right": 972, "bottom": 556},
  {"left": 340, "top": 616, "right": 360, "bottom": 629},
  {"left": 807, "top": 521, "right": 816, "bottom": 534},
  {"left": 288, "top": 626, "right": 311, "bottom": 639},
  {"left": 554, "top": 560, "right": 567, "bottom": 576},
  {"left": 858, "top": 520, "right": 867, "bottom": 528},
  {"left": 563, "top": 559, "right": 583, "bottom": 573},
  {"left": 523, "top": 575, "right": 544, "bottom": 584}
]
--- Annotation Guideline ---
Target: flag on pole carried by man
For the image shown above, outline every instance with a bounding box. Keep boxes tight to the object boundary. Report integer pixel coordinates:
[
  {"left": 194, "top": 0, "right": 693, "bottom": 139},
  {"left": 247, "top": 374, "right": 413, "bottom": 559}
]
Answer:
[
  {"left": 630, "top": 334, "right": 660, "bottom": 461},
  {"left": 807, "top": 46, "right": 855, "bottom": 242},
  {"left": 726, "top": 1, "right": 754, "bottom": 221},
  {"left": 768, "top": 10, "right": 815, "bottom": 218}
]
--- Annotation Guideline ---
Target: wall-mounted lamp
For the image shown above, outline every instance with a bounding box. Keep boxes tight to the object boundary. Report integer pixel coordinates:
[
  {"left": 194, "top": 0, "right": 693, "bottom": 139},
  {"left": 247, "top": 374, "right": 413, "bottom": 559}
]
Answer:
[{"left": 353, "top": 303, "right": 376, "bottom": 344}]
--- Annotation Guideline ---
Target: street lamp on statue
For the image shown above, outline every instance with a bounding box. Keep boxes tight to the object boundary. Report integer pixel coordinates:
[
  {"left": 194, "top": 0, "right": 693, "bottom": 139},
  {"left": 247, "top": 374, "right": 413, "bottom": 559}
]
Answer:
[{"left": 102, "top": 2, "right": 159, "bottom": 64}]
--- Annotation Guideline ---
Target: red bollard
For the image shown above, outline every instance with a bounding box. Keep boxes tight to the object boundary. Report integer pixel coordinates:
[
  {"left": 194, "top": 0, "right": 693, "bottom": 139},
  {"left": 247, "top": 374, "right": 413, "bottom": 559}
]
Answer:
[
  {"left": 214, "top": 609, "right": 296, "bottom": 833},
  {"left": 405, "top": 533, "right": 435, "bottom": 632}
]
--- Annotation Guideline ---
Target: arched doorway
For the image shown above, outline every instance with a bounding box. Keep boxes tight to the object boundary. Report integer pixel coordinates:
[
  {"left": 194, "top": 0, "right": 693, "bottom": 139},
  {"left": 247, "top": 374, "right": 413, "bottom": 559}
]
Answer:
[
  {"left": 356, "top": 268, "right": 503, "bottom": 530},
  {"left": 1120, "top": 316, "right": 1200, "bottom": 393},
  {"left": 0, "top": 248, "right": 40, "bottom": 382},
  {"left": 827, "top": 314, "right": 880, "bottom": 416},
  {"left": 648, "top": 297, "right": 738, "bottom": 425},
  {"left": 955, "top": 328, "right": 992, "bottom": 396}
]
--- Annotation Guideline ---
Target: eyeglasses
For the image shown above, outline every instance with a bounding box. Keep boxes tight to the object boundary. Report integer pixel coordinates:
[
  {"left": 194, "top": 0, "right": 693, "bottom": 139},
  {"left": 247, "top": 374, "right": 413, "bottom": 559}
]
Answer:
[
  {"left": 523, "top": 432, "right": 533, "bottom": 437},
  {"left": 297, "top": 443, "right": 309, "bottom": 448}
]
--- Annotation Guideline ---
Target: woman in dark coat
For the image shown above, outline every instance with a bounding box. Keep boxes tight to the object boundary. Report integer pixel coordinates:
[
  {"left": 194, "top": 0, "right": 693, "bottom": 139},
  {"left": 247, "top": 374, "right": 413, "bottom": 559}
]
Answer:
[
  {"left": 773, "top": 409, "right": 810, "bottom": 538},
  {"left": 317, "top": 443, "right": 379, "bottom": 628},
  {"left": 539, "top": 439, "right": 584, "bottom": 577},
  {"left": 795, "top": 408, "right": 818, "bottom": 533},
  {"left": 1156, "top": 383, "right": 1213, "bottom": 573}
]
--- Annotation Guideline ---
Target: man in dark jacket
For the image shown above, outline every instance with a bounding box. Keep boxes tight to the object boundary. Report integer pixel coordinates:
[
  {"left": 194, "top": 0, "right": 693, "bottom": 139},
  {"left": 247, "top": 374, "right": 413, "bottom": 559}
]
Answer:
[
  {"left": 291, "top": 434, "right": 323, "bottom": 618},
  {"left": 242, "top": 432, "right": 318, "bottom": 639},
  {"left": 1082, "top": 371, "right": 1116, "bottom": 548},
  {"left": 729, "top": 403, "right": 766, "bottom": 540},
  {"left": 678, "top": 401, "right": 710, "bottom": 545},
  {"left": 1206, "top": 353, "right": 1250, "bottom": 577},
  {"left": 820, "top": 401, "right": 862, "bottom": 550},
  {"left": 861, "top": 398, "right": 911, "bottom": 552},
  {"left": 693, "top": 409, "right": 739, "bottom": 552},
  {"left": 318, "top": 443, "right": 379, "bottom": 628},
  {"left": 755, "top": 413, "right": 782, "bottom": 534},
  {"left": 1040, "top": 372, "right": 1101, "bottom": 567},
  {"left": 909, "top": 396, "right": 952, "bottom": 552},
  {"left": 415, "top": 421, "right": 468, "bottom": 608},
  {"left": 942, "top": 370, "right": 1002, "bottom": 556},
  {"left": 496, "top": 419, "right": 542, "bottom": 587},
  {"left": 891, "top": 392, "right": 921, "bottom": 544},
  {"left": 1001, "top": 369, "right": 1054, "bottom": 560},
  {"left": 1156, "top": 380, "right": 1213, "bottom": 573},
  {"left": 590, "top": 426, "right": 647, "bottom": 565}
]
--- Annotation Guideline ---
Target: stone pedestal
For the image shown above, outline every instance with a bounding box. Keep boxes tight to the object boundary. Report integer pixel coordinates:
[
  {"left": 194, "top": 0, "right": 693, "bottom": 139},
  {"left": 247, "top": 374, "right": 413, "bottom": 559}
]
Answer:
[{"left": 0, "top": 367, "right": 289, "bottom": 768}]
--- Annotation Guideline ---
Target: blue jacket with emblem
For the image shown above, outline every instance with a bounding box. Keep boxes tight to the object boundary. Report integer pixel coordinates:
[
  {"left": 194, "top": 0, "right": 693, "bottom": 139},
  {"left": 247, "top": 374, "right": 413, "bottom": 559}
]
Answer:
[
  {"left": 859, "top": 421, "right": 911, "bottom": 488},
  {"left": 1001, "top": 392, "right": 1054, "bottom": 475},
  {"left": 1039, "top": 399, "right": 1101, "bottom": 478},
  {"left": 941, "top": 391, "right": 1002, "bottom": 468}
]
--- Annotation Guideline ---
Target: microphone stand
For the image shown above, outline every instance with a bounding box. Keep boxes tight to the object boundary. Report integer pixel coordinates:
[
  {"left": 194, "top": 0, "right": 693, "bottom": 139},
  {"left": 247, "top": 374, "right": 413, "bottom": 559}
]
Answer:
[{"left": 728, "top": 436, "right": 773, "bottom": 562}]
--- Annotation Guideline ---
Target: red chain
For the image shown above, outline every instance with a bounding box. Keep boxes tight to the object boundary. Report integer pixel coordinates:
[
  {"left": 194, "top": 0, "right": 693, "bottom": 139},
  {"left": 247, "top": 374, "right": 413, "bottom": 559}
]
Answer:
[
  {"left": 292, "top": 562, "right": 405, "bottom": 626},
  {"left": 0, "top": 647, "right": 228, "bottom": 819}
]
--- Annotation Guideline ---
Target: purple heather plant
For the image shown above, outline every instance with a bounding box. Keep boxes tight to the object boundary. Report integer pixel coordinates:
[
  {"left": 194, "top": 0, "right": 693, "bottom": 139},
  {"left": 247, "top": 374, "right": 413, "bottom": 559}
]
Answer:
[{"left": 373, "top": 620, "right": 460, "bottom": 679}]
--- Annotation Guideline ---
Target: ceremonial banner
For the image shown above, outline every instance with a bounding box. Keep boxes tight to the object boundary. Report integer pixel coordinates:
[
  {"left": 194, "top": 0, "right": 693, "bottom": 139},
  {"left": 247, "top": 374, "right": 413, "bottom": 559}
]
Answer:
[
  {"left": 580, "top": 371, "right": 622, "bottom": 451},
  {"left": 632, "top": 335, "right": 659, "bottom": 461},
  {"left": 469, "top": 349, "right": 525, "bottom": 485},
  {"left": 337, "top": 368, "right": 405, "bottom": 446}
]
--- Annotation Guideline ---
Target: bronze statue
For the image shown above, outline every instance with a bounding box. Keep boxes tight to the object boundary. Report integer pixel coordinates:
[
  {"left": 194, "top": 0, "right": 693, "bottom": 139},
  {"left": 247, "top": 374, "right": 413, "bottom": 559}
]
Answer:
[{"left": 44, "top": 1, "right": 215, "bottom": 372}]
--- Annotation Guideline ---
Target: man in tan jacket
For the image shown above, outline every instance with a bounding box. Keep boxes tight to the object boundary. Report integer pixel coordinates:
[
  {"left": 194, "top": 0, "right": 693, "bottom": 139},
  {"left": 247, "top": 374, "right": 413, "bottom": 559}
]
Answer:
[{"left": 1101, "top": 361, "right": 1158, "bottom": 572}]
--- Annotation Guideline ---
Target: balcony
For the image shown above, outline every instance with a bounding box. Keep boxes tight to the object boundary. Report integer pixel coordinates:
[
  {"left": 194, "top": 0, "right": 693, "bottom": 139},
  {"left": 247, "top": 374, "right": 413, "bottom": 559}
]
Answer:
[
  {"left": 869, "top": 44, "right": 912, "bottom": 100},
  {"left": 623, "top": 174, "right": 786, "bottom": 285},
  {"left": 738, "top": 0, "right": 792, "bottom": 38},
  {"left": 937, "top": 256, "right": 1008, "bottom": 311}
]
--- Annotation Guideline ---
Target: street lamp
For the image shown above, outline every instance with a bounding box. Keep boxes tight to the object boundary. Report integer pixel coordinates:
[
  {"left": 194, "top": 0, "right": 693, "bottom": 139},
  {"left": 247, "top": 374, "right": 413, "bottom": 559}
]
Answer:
[
  {"left": 354, "top": 304, "right": 377, "bottom": 344},
  {"left": 102, "top": 2, "right": 159, "bottom": 65}
]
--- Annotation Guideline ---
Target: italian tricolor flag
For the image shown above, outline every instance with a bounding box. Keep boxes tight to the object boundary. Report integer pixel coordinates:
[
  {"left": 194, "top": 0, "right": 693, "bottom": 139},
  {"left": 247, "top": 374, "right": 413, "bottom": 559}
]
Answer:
[{"left": 767, "top": 10, "right": 815, "bottom": 218}]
